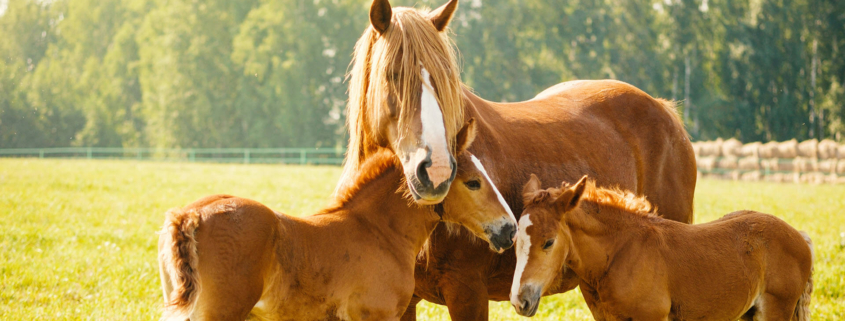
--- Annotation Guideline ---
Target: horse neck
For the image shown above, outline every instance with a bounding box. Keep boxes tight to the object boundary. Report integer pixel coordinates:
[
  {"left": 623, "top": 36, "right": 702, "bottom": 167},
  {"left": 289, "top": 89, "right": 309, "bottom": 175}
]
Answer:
[
  {"left": 561, "top": 202, "right": 645, "bottom": 283},
  {"left": 333, "top": 169, "right": 440, "bottom": 254}
]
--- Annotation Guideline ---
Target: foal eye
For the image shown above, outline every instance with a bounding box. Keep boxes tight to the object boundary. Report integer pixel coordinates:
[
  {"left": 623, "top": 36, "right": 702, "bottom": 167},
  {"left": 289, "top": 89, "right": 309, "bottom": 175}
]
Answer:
[
  {"left": 542, "top": 239, "right": 555, "bottom": 250},
  {"left": 464, "top": 179, "right": 481, "bottom": 190}
]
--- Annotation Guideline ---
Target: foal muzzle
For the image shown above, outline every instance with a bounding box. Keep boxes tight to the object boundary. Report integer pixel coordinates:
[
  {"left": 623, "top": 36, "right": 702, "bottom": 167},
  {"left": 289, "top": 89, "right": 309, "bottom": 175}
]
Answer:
[
  {"left": 511, "top": 284, "right": 541, "bottom": 317},
  {"left": 485, "top": 219, "right": 517, "bottom": 253}
]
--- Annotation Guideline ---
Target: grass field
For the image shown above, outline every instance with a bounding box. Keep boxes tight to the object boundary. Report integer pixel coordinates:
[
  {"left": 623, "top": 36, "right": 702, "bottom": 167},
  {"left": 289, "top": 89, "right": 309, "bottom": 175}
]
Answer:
[{"left": 1, "top": 158, "right": 843, "bottom": 320}]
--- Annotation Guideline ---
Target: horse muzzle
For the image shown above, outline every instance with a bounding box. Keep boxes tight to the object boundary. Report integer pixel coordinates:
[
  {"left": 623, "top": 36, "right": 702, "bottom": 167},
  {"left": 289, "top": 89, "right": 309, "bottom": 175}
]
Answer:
[
  {"left": 404, "top": 153, "right": 457, "bottom": 205},
  {"left": 511, "top": 284, "right": 541, "bottom": 317},
  {"left": 485, "top": 218, "right": 517, "bottom": 253}
]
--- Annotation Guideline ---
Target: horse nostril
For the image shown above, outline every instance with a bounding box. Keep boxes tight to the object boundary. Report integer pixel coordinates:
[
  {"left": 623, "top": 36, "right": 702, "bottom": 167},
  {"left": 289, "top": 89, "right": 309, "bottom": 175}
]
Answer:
[
  {"left": 521, "top": 299, "right": 530, "bottom": 311},
  {"left": 509, "top": 226, "right": 517, "bottom": 242},
  {"left": 415, "top": 158, "right": 432, "bottom": 185}
]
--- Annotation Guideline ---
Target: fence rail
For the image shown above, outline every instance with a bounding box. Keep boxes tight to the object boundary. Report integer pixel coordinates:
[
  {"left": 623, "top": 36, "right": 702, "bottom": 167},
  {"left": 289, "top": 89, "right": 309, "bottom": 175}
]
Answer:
[{"left": 0, "top": 147, "right": 346, "bottom": 165}]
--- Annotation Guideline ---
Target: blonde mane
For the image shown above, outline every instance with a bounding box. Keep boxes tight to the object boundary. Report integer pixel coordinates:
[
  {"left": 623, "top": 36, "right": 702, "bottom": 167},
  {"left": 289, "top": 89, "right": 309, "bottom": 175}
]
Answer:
[{"left": 338, "top": 6, "right": 465, "bottom": 193}]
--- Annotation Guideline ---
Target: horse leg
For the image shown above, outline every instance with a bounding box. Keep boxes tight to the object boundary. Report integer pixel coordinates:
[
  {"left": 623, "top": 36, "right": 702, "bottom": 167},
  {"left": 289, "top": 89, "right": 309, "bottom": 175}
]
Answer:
[
  {"left": 442, "top": 279, "right": 489, "bottom": 321},
  {"left": 751, "top": 293, "right": 797, "bottom": 321},
  {"left": 399, "top": 295, "right": 423, "bottom": 321}
]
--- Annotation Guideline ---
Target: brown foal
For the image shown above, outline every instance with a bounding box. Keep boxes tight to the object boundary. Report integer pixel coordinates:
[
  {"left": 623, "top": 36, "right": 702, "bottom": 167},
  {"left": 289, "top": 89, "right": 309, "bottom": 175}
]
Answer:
[
  {"left": 512, "top": 175, "right": 814, "bottom": 320},
  {"left": 157, "top": 121, "right": 517, "bottom": 321}
]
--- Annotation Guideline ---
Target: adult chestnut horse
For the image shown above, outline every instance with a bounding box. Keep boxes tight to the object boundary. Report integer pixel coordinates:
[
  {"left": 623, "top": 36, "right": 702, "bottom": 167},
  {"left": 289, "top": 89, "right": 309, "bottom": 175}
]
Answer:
[
  {"left": 513, "top": 175, "right": 813, "bottom": 320},
  {"left": 158, "top": 122, "right": 518, "bottom": 320},
  {"left": 341, "top": 0, "right": 697, "bottom": 319}
]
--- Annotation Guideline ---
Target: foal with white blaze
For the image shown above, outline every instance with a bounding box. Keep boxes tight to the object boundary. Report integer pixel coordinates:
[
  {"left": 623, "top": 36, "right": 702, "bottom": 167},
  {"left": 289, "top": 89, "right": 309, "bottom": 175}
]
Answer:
[
  {"left": 512, "top": 175, "right": 814, "bottom": 320},
  {"left": 158, "top": 121, "right": 516, "bottom": 321}
]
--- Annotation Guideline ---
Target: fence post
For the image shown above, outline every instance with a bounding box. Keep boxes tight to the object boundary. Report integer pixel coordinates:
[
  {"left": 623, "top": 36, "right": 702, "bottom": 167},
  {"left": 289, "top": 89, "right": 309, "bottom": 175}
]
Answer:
[
  {"left": 300, "top": 149, "right": 306, "bottom": 165},
  {"left": 39, "top": 149, "right": 44, "bottom": 158},
  {"left": 189, "top": 149, "right": 195, "bottom": 162},
  {"left": 87, "top": 147, "right": 92, "bottom": 159},
  {"left": 244, "top": 149, "right": 250, "bottom": 164}
]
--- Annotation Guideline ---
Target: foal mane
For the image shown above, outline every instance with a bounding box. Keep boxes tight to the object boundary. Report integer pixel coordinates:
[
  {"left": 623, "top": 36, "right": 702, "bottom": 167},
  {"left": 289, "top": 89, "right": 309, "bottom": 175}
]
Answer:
[
  {"left": 581, "top": 181, "right": 656, "bottom": 218},
  {"left": 338, "top": 6, "right": 465, "bottom": 193},
  {"left": 529, "top": 180, "right": 656, "bottom": 218},
  {"left": 322, "top": 149, "right": 405, "bottom": 213}
]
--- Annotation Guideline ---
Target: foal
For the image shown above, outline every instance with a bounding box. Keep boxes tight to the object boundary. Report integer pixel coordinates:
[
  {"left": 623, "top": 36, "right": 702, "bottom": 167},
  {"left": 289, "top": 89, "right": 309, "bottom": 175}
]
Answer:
[
  {"left": 511, "top": 175, "right": 814, "bottom": 320},
  {"left": 158, "top": 121, "right": 518, "bottom": 320}
]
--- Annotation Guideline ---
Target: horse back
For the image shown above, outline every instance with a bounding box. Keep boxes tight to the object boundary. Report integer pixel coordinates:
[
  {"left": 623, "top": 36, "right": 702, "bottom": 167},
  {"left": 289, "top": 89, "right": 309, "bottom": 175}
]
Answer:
[{"left": 469, "top": 79, "right": 696, "bottom": 223}]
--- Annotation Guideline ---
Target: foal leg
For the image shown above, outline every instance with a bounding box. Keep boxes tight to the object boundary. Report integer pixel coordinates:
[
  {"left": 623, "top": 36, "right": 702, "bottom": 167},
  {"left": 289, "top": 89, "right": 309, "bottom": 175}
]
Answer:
[
  {"left": 752, "top": 293, "right": 797, "bottom": 321},
  {"left": 442, "top": 279, "right": 489, "bottom": 321},
  {"left": 399, "top": 295, "right": 423, "bottom": 321}
]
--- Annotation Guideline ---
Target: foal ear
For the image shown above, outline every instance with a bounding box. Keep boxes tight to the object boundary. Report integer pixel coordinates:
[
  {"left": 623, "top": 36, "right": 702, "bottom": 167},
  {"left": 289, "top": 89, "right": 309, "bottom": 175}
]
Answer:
[
  {"left": 455, "top": 118, "right": 477, "bottom": 153},
  {"left": 428, "top": 0, "right": 458, "bottom": 32},
  {"left": 370, "top": 0, "right": 393, "bottom": 34},
  {"left": 522, "top": 174, "right": 542, "bottom": 200},
  {"left": 556, "top": 175, "right": 588, "bottom": 213}
]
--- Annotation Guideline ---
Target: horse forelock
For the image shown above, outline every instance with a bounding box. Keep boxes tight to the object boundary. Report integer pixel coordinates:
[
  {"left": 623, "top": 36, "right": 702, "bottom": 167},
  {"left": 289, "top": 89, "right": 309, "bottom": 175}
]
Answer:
[{"left": 339, "top": 6, "right": 464, "bottom": 194}]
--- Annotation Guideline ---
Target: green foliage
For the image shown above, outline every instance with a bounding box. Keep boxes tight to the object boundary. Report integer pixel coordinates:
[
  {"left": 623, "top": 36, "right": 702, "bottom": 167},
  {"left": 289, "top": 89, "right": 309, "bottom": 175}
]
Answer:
[
  {"left": 1, "top": 158, "right": 843, "bottom": 318},
  {"left": 1, "top": 0, "right": 844, "bottom": 147}
]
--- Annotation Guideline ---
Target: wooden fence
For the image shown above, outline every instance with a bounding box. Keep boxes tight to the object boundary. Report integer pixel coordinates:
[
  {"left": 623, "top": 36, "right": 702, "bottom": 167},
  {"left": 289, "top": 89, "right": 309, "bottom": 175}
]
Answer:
[
  {"left": 0, "top": 147, "right": 345, "bottom": 165},
  {"left": 693, "top": 138, "right": 845, "bottom": 184}
]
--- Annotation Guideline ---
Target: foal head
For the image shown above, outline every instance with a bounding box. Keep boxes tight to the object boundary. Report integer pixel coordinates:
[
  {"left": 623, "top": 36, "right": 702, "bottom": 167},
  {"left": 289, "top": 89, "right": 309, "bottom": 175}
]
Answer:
[
  {"left": 344, "top": 0, "right": 464, "bottom": 205},
  {"left": 510, "top": 174, "right": 654, "bottom": 316},
  {"left": 441, "top": 119, "right": 517, "bottom": 253},
  {"left": 509, "top": 174, "right": 589, "bottom": 317}
]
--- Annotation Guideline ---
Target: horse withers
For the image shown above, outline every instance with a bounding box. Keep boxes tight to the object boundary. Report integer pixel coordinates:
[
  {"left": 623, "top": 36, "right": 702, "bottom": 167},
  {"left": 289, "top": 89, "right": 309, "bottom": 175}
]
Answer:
[
  {"left": 157, "top": 121, "right": 517, "bottom": 320},
  {"left": 512, "top": 174, "right": 814, "bottom": 320}
]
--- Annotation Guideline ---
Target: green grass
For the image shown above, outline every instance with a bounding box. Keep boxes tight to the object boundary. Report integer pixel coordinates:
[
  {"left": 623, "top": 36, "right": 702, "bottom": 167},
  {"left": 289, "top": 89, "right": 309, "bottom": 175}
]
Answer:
[{"left": 0, "top": 158, "right": 843, "bottom": 320}]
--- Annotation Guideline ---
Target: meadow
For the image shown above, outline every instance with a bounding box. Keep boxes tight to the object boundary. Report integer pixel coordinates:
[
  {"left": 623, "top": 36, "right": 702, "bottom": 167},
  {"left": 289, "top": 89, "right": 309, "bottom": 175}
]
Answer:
[{"left": 1, "top": 158, "right": 843, "bottom": 320}]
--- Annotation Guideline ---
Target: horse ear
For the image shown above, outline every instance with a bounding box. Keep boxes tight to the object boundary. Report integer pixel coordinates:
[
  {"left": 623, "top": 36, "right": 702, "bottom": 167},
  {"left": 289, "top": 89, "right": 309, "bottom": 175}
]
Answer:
[
  {"left": 370, "top": 0, "right": 392, "bottom": 34},
  {"left": 522, "top": 174, "right": 542, "bottom": 201},
  {"left": 428, "top": 0, "right": 458, "bottom": 31},
  {"left": 556, "top": 175, "right": 588, "bottom": 213},
  {"left": 455, "top": 118, "right": 477, "bottom": 153}
]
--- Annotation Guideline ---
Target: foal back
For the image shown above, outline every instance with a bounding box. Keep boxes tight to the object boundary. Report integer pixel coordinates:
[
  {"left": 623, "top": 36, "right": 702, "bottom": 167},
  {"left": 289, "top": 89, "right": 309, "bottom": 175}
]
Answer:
[{"left": 658, "top": 211, "right": 814, "bottom": 320}]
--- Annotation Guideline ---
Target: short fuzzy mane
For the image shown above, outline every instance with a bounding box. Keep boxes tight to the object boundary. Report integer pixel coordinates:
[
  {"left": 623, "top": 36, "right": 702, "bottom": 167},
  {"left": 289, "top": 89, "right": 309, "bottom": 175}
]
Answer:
[
  {"left": 581, "top": 180, "right": 656, "bottom": 218},
  {"left": 527, "top": 180, "right": 656, "bottom": 218},
  {"left": 322, "top": 149, "right": 404, "bottom": 212},
  {"left": 337, "top": 5, "right": 465, "bottom": 195}
]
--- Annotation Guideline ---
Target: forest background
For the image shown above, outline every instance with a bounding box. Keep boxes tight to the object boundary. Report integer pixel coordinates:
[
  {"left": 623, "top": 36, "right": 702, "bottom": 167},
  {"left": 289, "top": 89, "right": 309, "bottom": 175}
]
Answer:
[{"left": 1, "top": 0, "right": 844, "bottom": 149}]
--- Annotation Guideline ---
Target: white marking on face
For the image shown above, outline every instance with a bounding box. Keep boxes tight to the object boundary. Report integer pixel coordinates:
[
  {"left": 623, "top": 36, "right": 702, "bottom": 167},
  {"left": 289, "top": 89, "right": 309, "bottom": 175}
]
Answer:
[
  {"left": 420, "top": 66, "right": 451, "bottom": 187},
  {"left": 511, "top": 214, "right": 534, "bottom": 305},
  {"left": 469, "top": 155, "right": 517, "bottom": 223}
]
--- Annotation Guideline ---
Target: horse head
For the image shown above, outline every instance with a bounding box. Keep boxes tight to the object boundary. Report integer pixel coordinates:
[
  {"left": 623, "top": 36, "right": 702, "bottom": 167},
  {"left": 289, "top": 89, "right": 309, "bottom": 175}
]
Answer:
[{"left": 343, "top": 0, "right": 464, "bottom": 205}]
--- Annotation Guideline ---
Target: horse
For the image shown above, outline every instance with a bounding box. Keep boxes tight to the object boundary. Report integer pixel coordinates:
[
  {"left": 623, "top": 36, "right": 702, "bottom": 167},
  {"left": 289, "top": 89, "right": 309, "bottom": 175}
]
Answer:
[
  {"left": 157, "top": 121, "right": 518, "bottom": 321},
  {"left": 513, "top": 174, "right": 814, "bottom": 320},
  {"left": 342, "top": 0, "right": 697, "bottom": 319}
]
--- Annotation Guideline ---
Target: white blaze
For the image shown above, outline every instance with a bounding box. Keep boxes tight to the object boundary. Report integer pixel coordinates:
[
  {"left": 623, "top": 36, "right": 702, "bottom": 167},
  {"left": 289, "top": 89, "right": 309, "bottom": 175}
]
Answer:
[
  {"left": 420, "top": 66, "right": 451, "bottom": 187},
  {"left": 511, "top": 214, "right": 533, "bottom": 305},
  {"left": 470, "top": 155, "right": 517, "bottom": 223}
]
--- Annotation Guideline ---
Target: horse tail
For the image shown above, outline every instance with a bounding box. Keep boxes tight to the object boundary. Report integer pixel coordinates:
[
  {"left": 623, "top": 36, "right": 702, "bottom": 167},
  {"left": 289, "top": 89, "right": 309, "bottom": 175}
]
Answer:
[
  {"left": 158, "top": 207, "right": 202, "bottom": 320},
  {"left": 794, "top": 231, "right": 814, "bottom": 321},
  {"left": 654, "top": 98, "right": 683, "bottom": 125}
]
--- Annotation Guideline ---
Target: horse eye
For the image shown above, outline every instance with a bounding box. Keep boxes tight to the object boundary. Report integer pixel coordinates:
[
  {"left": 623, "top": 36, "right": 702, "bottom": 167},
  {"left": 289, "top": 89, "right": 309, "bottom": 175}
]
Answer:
[
  {"left": 464, "top": 179, "right": 481, "bottom": 190},
  {"left": 543, "top": 239, "right": 554, "bottom": 250}
]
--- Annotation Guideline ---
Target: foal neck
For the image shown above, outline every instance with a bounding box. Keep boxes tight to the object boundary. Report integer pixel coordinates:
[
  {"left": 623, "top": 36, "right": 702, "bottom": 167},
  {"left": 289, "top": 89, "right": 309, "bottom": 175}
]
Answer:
[
  {"left": 323, "top": 162, "right": 440, "bottom": 253},
  {"left": 562, "top": 202, "right": 650, "bottom": 283}
]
